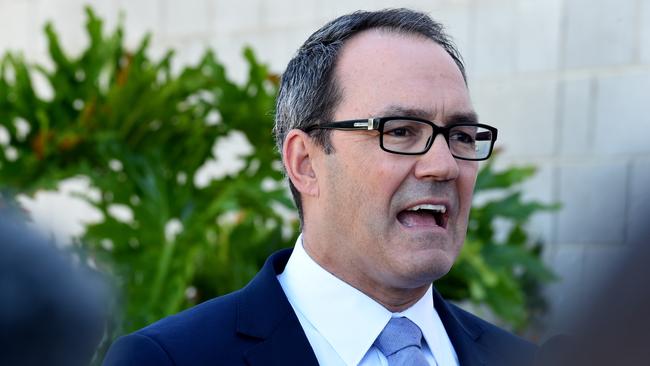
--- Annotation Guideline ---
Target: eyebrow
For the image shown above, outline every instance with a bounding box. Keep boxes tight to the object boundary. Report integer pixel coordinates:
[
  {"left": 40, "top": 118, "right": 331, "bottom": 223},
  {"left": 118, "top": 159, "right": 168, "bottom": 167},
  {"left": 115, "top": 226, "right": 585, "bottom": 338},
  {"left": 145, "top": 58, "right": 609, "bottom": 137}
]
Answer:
[
  {"left": 375, "top": 105, "right": 479, "bottom": 125},
  {"left": 446, "top": 111, "right": 479, "bottom": 125}
]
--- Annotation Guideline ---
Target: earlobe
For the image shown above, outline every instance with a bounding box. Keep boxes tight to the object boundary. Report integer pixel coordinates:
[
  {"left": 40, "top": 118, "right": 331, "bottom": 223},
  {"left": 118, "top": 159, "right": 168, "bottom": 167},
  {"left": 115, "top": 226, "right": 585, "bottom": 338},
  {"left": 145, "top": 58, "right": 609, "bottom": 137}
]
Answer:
[{"left": 283, "top": 130, "right": 319, "bottom": 197}]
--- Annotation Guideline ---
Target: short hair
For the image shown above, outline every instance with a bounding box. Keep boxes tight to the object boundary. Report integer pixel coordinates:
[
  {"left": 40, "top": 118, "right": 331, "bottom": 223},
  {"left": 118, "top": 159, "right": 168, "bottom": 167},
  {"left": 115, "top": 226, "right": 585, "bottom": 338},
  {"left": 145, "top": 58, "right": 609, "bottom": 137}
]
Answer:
[{"left": 273, "top": 8, "right": 467, "bottom": 223}]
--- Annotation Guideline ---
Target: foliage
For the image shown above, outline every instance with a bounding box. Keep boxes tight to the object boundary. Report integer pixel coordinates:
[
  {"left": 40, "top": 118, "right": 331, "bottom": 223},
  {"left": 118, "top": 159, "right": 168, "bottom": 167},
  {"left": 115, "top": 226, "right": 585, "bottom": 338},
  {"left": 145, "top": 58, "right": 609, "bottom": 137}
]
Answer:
[
  {"left": 0, "top": 8, "right": 296, "bottom": 354},
  {"left": 436, "top": 158, "right": 559, "bottom": 330},
  {"left": 0, "top": 7, "right": 556, "bottom": 355}
]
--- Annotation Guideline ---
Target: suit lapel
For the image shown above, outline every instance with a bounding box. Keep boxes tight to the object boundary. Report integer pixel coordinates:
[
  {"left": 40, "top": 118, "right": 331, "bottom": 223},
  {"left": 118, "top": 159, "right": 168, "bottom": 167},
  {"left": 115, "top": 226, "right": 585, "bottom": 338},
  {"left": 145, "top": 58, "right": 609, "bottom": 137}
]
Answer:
[
  {"left": 433, "top": 288, "right": 486, "bottom": 366},
  {"left": 235, "top": 249, "right": 319, "bottom": 366},
  {"left": 243, "top": 313, "right": 319, "bottom": 366}
]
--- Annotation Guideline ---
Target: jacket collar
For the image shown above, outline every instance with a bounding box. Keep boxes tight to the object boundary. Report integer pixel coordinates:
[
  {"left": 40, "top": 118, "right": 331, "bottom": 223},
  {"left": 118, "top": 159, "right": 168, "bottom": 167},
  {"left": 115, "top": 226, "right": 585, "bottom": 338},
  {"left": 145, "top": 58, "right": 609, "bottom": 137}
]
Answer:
[
  {"left": 237, "top": 249, "right": 319, "bottom": 366},
  {"left": 432, "top": 287, "right": 487, "bottom": 365},
  {"left": 236, "top": 248, "right": 488, "bottom": 366}
]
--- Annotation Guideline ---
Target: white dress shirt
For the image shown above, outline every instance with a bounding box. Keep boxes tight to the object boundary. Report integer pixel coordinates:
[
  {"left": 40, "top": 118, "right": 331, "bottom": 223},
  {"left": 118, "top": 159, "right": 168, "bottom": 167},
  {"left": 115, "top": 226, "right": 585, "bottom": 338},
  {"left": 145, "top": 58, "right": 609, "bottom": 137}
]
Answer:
[{"left": 277, "top": 234, "right": 459, "bottom": 366}]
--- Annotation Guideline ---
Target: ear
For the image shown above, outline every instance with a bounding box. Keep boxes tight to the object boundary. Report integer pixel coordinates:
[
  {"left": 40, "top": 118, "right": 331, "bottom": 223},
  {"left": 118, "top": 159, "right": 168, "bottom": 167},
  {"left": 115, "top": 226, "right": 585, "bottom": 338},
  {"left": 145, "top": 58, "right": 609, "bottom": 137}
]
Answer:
[{"left": 283, "top": 129, "right": 319, "bottom": 198}]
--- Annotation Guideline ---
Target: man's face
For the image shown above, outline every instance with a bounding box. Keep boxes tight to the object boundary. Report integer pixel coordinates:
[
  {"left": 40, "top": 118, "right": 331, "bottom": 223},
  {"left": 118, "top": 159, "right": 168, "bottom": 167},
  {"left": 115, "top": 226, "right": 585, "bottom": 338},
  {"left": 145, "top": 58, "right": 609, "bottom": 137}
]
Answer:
[{"left": 309, "top": 30, "right": 478, "bottom": 291}]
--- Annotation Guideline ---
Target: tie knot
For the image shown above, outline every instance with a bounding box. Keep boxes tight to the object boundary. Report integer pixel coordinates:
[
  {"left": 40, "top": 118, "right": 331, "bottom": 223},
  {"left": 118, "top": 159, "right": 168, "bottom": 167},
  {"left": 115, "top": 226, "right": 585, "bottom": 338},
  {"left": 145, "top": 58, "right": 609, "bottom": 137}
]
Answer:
[{"left": 374, "top": 317, "right": 424, "bottom": 357}]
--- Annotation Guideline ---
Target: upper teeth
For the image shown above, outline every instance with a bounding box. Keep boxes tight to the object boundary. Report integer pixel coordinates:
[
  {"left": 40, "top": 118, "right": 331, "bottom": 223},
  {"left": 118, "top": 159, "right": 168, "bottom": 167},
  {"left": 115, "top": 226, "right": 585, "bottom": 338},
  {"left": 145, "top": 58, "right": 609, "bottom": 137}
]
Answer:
[{"left": 407, "top": 204, "right": 446, "bottom": 213}]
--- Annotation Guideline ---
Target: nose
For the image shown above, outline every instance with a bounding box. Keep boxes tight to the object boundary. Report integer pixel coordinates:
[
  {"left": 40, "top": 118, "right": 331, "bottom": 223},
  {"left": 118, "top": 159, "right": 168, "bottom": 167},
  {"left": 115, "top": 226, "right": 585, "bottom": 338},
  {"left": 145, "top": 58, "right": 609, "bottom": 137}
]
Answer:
[{"left": 413, "top": 134, "right": 459, "bottom": 181}]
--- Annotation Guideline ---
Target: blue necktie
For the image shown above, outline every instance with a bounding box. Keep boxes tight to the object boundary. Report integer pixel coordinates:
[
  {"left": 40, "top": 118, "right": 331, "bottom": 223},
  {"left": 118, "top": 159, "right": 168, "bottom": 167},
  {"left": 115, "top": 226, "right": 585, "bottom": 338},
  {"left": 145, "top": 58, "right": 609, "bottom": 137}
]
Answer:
[{"left": 374, "top": 317, "right": 429, "bottom": 366}]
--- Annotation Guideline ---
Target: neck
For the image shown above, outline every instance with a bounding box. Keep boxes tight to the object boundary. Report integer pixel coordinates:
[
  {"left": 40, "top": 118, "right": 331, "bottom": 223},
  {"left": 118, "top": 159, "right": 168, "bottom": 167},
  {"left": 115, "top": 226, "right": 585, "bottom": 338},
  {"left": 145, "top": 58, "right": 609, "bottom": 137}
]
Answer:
[
  {"left": 365, "top": 284, "right": 430, "bottom": 313},
  {"left": 301, "top": 232, "right": 430, "bottom": 313}
]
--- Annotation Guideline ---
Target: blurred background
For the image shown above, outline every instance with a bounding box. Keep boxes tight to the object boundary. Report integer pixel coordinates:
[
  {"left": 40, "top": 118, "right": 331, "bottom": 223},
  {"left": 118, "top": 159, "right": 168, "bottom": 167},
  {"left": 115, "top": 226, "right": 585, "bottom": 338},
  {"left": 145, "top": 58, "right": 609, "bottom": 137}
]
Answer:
[{"left": 1, "top": 0, "right": 648, "bottom": 360}]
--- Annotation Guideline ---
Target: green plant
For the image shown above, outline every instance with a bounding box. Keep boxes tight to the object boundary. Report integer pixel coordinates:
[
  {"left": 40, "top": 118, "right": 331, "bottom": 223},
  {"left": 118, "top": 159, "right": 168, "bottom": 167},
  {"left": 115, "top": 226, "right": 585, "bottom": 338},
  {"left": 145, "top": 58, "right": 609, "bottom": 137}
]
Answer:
[
  {"left": 0, "top": 8, "right": 296, "bottom": 355},
  {"left": 0, "top": 7, "right": 556, "bottom": 357}
]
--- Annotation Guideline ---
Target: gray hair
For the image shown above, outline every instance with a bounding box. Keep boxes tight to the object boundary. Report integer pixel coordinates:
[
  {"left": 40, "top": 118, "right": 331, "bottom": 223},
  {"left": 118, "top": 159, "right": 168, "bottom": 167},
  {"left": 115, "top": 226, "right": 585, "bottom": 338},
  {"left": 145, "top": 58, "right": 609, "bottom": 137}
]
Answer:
[{"left": 273, "top": 8, "right": 467, "bottom": 222}]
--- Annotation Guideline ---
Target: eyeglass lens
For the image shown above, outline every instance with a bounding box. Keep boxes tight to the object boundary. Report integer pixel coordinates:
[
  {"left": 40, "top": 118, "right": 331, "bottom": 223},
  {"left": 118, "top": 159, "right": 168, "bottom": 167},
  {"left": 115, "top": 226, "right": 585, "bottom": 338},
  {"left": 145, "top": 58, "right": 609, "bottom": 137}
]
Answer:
[{"left": 381, "top": 119, "right": 493, "bottom": 159}]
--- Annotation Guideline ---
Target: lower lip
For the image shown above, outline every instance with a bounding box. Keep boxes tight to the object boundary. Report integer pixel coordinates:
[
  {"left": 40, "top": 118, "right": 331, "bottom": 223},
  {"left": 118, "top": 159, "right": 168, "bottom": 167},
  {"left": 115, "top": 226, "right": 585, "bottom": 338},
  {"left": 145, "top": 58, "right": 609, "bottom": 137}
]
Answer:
[{"left": 396, "top": 217, "right": 448, "bottom": 233}]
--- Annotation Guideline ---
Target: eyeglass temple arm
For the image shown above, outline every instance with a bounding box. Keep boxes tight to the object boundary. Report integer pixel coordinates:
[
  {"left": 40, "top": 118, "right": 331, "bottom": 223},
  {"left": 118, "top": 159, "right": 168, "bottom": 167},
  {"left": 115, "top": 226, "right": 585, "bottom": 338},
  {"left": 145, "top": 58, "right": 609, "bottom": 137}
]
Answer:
[
  {"left": 317, "top": 118, "right": 380, "bottom": 130},
  {"left": 350, "top": 118, "right": 379, "bottom": 130}
]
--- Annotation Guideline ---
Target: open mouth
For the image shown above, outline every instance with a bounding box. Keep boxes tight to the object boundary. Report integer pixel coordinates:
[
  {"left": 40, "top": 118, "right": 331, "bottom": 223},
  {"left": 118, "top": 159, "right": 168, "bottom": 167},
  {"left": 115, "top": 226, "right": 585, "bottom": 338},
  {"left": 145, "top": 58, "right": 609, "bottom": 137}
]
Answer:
[{"left": 397, "top": 203, "right": 448, "bottom": 229}]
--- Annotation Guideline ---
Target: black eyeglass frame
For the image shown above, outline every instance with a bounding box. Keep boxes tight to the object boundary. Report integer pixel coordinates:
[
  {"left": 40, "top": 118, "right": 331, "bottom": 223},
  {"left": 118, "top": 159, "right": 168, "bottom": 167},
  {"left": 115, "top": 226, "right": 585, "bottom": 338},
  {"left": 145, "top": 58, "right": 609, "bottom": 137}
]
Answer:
[{"left": 305, "top": 116, "right": 498, "bottom": 161}]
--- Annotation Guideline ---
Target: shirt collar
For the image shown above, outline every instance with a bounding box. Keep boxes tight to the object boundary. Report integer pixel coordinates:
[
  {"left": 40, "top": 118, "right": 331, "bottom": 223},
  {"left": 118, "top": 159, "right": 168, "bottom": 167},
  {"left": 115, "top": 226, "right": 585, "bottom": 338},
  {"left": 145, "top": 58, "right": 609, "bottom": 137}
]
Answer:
[
  {"left": 280, "top": 234, "right": 443, "bottom": 365},
  {"left": 396, "top": 287, "right": 459, "bottom": 365}
]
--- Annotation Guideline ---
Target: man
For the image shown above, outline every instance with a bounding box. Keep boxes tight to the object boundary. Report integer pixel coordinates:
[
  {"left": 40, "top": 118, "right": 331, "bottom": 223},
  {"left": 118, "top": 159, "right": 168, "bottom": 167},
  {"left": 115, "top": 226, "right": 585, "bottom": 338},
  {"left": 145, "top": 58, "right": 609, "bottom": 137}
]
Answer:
[{"left": 104, "top": 8, "right": 536, "bottom": 365}]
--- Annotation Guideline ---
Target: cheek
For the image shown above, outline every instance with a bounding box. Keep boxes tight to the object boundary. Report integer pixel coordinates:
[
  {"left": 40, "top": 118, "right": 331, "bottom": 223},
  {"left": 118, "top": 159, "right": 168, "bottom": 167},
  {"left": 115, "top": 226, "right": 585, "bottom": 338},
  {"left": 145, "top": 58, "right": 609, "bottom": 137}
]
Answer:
[
  {"left": 457, "top": 163, "right": 478, "bottom": 210},
  {"left": 374, "top": 160, "right": 411, "bottom": 198}
]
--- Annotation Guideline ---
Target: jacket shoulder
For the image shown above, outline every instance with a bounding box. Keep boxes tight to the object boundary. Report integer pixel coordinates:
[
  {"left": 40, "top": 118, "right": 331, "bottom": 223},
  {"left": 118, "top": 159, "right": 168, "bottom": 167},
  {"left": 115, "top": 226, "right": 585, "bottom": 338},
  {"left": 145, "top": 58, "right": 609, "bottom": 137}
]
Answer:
[
  {"left": 103, "top": 249, "right": 295, "bottom": 366},
  {"left": 103, "top": 290, "right": 254, "bottom": 366},
  {"left": 103, "top": 333, "right": 174, "bottom": 366}
]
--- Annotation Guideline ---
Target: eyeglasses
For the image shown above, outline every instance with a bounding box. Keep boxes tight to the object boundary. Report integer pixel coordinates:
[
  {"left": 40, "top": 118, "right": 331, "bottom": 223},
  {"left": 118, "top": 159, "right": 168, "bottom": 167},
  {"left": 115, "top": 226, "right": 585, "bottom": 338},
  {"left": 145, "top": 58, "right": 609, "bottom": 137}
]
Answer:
[{"left": 305, "top": 116, "right": 498, "bottom": 161}]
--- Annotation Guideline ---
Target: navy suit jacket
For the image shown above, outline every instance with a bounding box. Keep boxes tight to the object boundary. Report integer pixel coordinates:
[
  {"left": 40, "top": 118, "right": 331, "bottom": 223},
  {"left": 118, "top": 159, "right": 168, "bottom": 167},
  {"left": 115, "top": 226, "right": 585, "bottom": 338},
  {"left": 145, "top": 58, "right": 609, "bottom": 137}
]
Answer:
[{"left": 103, "top": 249, "right": 536, "bottom": 365}]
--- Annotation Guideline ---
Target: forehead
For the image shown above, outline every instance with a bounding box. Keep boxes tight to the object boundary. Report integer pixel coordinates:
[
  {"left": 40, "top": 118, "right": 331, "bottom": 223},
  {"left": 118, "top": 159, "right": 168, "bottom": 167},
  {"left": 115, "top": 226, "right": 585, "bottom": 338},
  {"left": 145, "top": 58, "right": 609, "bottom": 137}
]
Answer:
[{"left": 333, "top": 29, "right": 473, "bottom": 123}]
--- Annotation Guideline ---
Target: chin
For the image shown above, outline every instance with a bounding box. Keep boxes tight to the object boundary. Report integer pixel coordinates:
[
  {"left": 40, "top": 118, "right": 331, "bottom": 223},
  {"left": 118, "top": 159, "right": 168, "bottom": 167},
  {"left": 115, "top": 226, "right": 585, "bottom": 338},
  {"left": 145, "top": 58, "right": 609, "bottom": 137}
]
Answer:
[
  {"left": 423, "top": 257, "right": 455, "bottom": 282},
  {"left": 393, "top": 252, "right": 456, "bottom": 288}
]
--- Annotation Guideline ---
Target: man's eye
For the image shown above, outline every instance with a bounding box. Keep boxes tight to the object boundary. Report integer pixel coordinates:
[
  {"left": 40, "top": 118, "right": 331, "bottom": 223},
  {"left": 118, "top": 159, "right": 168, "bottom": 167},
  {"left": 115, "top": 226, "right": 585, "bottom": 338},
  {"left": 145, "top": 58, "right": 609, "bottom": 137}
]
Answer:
[
  {"left": 385, "top": 127, "right": 413, "bottom": 137},
  {"left": 450, "top": 131, "right": 475, "bottom": 144}
]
